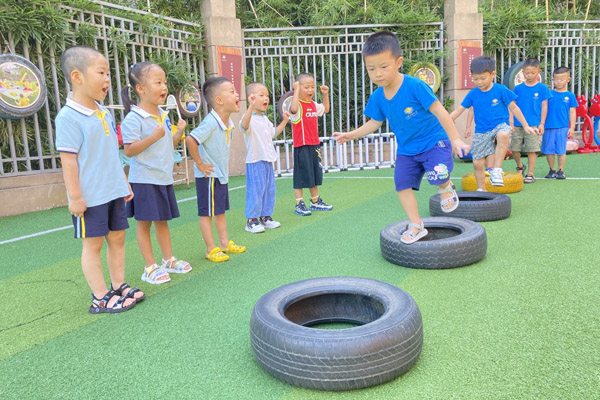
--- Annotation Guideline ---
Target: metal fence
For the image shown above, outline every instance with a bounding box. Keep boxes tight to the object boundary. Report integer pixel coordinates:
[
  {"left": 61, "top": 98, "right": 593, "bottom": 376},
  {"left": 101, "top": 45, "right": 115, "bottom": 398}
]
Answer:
[
  {"left": 0, "top": 0, "right": 205, "bottom": 177},
  {"left": 243, "top": 23, "right": 445, "bottom": 174},
  {"left": 492, "top": 20, "right": 600, "bottom": 101}
]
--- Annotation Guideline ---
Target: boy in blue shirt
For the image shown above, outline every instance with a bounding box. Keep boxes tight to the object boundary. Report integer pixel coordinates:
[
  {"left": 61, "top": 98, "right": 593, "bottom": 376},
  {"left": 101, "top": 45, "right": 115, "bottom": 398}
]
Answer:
[
  {"left": 451, "top": 56, "right": 537, "bottom": 190},
  {"left": 510, "top": 58, "right": 552, "bottom": 183},
  {"left": 334, "top": 31, "right": 469, "bottom": 244},
  {"left": 55, "top": 46, "right": 144, "bottom": 313},
  {"left": 186, "top": 77, "right": 246, "bottom": 262},
  {"left": 542, "top": 66, "right": 577, "bottom": 179}
]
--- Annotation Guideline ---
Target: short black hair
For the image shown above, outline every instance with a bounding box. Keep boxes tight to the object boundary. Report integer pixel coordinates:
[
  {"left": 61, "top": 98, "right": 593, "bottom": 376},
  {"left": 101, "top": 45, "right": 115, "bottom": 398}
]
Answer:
[
  {"left": 294, "top": 73, "right": 314, "bottom": 83},
  {"left": 246, "top": 82, "right": 267, "bottom": 97},
  {"left": 61, "top": 46, "right": 104, "bottom": 85},
  {"left": 362, "top": 31, "right": 402, "bottom": 58},
  {"left": 202, "top": 77, "right": 230, "bottom": 109},
  {"left": 470, "top": 56, "right": 496, "bottom": 74},
  {"left": 523, "top": 58, "right": 540, "bottom": 68},
  {"left": 553, "top": 66, "right": 571, "bottom": 76}
]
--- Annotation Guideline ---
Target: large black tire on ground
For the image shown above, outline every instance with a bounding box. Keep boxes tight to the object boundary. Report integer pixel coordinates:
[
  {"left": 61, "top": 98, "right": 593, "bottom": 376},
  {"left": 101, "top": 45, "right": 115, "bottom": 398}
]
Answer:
[
  {"left": 380, "top": 217, "right": 487, "bottom": 269},
  {"left": 250, "top": 277, "right": 423, "bottom": 391},
  {"left": 428, "top": 191, "right": 511, "bottom": 221}
]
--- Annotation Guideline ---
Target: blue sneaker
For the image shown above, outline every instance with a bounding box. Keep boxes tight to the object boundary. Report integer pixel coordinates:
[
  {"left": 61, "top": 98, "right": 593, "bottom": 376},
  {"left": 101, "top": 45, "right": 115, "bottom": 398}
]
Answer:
[
  {"left": 294, "top": 200, "right": 311, "bottom": 216},
  {"left": 309, "top": 197, "right": 333, "bottom": 211},
  {"left": 484, "top": 168, "right": 493, "bottom": 176}
]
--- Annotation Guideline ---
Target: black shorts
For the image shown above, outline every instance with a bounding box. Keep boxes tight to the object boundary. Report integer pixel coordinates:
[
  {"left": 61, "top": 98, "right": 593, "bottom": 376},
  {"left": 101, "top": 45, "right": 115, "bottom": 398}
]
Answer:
[
  {"left": 196, "top": 177, "right": 230, "bottom": 216},
  {"left": 293, "top": 144, "right": 323, "bottom": 189},
  {"left": 126, "top": 183, "right": 180, "bottom": 221},
  {"left": 71, "top": 198, "right": 129, "bottom": 238}
]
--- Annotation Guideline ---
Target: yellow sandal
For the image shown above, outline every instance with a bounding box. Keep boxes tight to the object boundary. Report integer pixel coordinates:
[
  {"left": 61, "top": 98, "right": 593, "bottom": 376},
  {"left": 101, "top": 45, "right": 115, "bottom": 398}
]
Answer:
[
  {"left": 206, "top": 247, "right": 229, "bottom": 262},
  {"left": 223, "top": 240, "right": 246, "bottom": 254}
]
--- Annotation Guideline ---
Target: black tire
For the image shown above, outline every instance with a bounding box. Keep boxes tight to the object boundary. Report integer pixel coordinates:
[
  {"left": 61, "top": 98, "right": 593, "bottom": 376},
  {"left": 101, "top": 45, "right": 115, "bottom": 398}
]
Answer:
[
  {"left": 380, "top": 217, "right": 487, "bottom": 269},
  {"left": 250, "top": 277, "right": 423, "bottom": 391},
  {"left": 277, "top": 90, "right": 294, "bottom": 119},
  {"left": 428, "top": 191, "right": 511, "bottom": 221},
  {"left": 0, "top": 54, "right": 47, "bottom": 119}
]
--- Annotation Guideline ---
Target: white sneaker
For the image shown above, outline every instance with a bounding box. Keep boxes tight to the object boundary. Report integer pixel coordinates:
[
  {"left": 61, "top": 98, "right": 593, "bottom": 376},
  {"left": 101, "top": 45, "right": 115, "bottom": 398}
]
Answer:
[
  {"left": 260, "top": 216, "right": 281, "bottom": 229},
  {"left": 490, "top": 168, "right": 504, "bottom": 186},
  {"left": 245, "top": 218, "right": 265, "bottom": 233}
]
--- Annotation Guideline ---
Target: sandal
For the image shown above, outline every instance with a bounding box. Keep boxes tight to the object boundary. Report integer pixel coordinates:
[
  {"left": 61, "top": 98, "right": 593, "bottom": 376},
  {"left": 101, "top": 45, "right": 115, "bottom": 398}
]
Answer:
[
  {"left": 516, "top": 164, "right": 527, "bottom": 175},
  {"left": 111, "top": 283, "right": 145, "bottom": 303},
  {"left": 400, "top": 222, "right": 428, "bottom": 245},
  {"left": 438, "top": 183, "right": 459, "bottom": 213},
  {"left": 222, "top": 240, "right": 246, "bottom": 254},
  {"left": 162, "top": 256, "right": 192, "bottom": 274},
  {"left": 524, "top": 175, "right": 536, "bottom": 183},
  {"left": 206, "top": 247, "right": 229, "bottom": 262},
  {"left": 141, "top": 264, "right": 171, "bottom": 285},
  {"left": 88, "top": 291, "right": 135, "bottom": 314}
]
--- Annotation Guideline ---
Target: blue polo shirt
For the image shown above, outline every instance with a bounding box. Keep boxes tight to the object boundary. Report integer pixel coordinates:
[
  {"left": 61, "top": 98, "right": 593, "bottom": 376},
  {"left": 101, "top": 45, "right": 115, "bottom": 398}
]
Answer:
[
  {"left": 461, "top": 83, "right": 517, "bottom": 133},
  {"left": 364, "top": 75, "right": 447, "bottom": 156},
  {"left": 189, "top": 110, "right": 234, "bottom": 184},
  {"left": 120, "top": 105, "right": 175, "bottom": 185},
  {"left": 55, "top": 99, "right": 129, "bottom": 207},
  {"left": 545, "top": 90, "right": 577, "bottom": 129},
  {"left": 513, "top": 82, "right": 552, "bottom": 127}
]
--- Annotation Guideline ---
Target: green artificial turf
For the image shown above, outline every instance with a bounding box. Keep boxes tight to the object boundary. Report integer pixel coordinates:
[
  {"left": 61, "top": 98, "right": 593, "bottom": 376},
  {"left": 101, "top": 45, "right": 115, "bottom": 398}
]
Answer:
[{"left": 1, "top": 154, "right": 600, "bottom": 399}]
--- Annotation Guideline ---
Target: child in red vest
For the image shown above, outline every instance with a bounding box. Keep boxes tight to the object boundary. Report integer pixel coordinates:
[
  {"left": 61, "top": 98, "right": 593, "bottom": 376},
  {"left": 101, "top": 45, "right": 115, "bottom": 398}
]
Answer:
[{"left": 289, "top": 73, "right": 331, "bottom": 216}]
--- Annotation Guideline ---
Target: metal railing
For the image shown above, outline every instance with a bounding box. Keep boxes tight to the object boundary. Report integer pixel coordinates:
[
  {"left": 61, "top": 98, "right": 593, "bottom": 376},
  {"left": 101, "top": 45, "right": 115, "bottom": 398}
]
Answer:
[
  {"left": 491, "top": 20, "right": 600, "bottom": 100},
  {"left": 243, "top": 23, "right": 444, "bottom": 174},
  {"left": 0, "top": 1, "right": 205, "bottom": 177}
]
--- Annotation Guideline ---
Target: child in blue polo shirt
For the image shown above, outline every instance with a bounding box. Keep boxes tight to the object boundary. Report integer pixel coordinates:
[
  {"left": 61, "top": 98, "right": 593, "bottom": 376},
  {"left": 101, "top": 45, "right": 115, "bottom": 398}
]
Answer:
[
  {"left": 334, "top": 31, "right": 469, "bottom": 244},
  {"left": 186, "top": 77, "right": 246, "bottom": 261},
  {"left": 510, "top": 58, "right": 552, "bottom": 183},
  {"left": 542, "top": 66, "right": 577, "bottom": 179},
  {"left": 120, "top": 62, "right": 192, "bottom": 285},
  {"left": 451, "top": 56, "right": 537, "bottom": 190},
  {"left": 55, "top": 46, "right": 144, "bottom": 314}
]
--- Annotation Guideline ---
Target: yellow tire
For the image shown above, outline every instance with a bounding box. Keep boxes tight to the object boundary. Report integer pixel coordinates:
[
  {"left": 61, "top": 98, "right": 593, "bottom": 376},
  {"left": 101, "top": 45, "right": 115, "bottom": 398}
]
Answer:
[{"left": 461, "top": 171, "right": 524, "bottom": 194}]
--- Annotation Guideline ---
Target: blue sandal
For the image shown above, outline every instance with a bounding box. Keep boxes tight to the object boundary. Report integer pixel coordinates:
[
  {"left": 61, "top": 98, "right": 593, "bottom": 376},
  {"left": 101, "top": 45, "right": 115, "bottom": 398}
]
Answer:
[
  {"left": 88, "top": 291, "right": 135, "bottom": 314},
  {"left": 111, "top": 283, "right": 145, "bottom": 303}
]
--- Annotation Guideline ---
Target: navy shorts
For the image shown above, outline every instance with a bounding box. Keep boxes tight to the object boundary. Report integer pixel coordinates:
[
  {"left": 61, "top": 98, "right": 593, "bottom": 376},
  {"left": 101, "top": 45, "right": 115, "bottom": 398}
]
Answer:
[
  {"left": 72, "top": 198, "right": 129, "bottom": 238},
  {"left": 126, "top": 183, "right": 180, "bottom": 221},
  {"left": 394, "top": 140, "right": 454, "bottom": 191},
  {"left": 196, "top": 177, "right": 229, "bottom": 216},
  {"left": 293, "top": 144, "right": 323, "bottom": 189}
]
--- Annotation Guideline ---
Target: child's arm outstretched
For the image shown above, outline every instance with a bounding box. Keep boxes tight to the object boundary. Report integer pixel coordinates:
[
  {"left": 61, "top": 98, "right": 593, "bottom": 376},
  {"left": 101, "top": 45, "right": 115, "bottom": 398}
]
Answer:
[
  {"left": 449, "top": 105, "right": 466, "bottom": 121},
  {"left": 333, "top": 119, "right": 384, "bottom": 144},
  {"left": 429, "top": 100, "right": 470, "bottom": 157},
  {"left": 465, "top": 106, "right": 474, "bottom": 138},
  {"left": 185, "top": 136, "right": 214, "bottom": 177},
  {"left": 508, "top": 101, "right": 538, "bottom": 134}
]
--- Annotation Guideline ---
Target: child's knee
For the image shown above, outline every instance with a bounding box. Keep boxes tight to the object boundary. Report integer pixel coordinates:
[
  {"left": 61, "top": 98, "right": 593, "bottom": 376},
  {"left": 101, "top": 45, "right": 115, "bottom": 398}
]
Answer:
[{"left": 497, "top": 131, "right": 510, "bottom": 142}]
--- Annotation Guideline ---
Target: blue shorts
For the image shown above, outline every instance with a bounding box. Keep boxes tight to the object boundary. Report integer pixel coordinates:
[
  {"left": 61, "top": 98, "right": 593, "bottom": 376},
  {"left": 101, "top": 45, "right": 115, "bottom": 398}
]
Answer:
[
  {"left": 394, "top": 140, "right": 453, "bottom": 191},
  {"left": 126, "top": 183, "right": 180, "bottom": 221},
  {"left": 196, "top": 177, "right": 229, "bottom": 216},
  {"left": 72, "top": 198, "right": 129, "bottom": 238},
  {"left": 541, "top": 127, "right": 568, "bottom": 156}
]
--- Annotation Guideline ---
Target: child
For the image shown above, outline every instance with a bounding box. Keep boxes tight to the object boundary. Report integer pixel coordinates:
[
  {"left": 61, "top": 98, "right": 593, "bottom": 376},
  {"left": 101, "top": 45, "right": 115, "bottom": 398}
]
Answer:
[
  {"left": 55, "top": 46, "right": 144, "bottom": 313},
  {"left": 510, "top": 58, "right": 552, "bottom": 183},
  {"left": 186, "top": 77, "right": 246, "bottom": 261},
  {"left": 120, "top": 62, "right": 192, "bottom": 284},
  {"left": 333, "top": 31, "right": 469, "bottom": 244},
  {"left": 240, "top": 82, "right": 290, "bottom": 233},
  {"left": 289, "top": 73, "right": 332, "bottom": 216},
  {"left": 450, "top": 56, "right": 537, "bottom": 190},
  {"left": 542, "top": 66, "right": 577, "bottom": 179}
]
